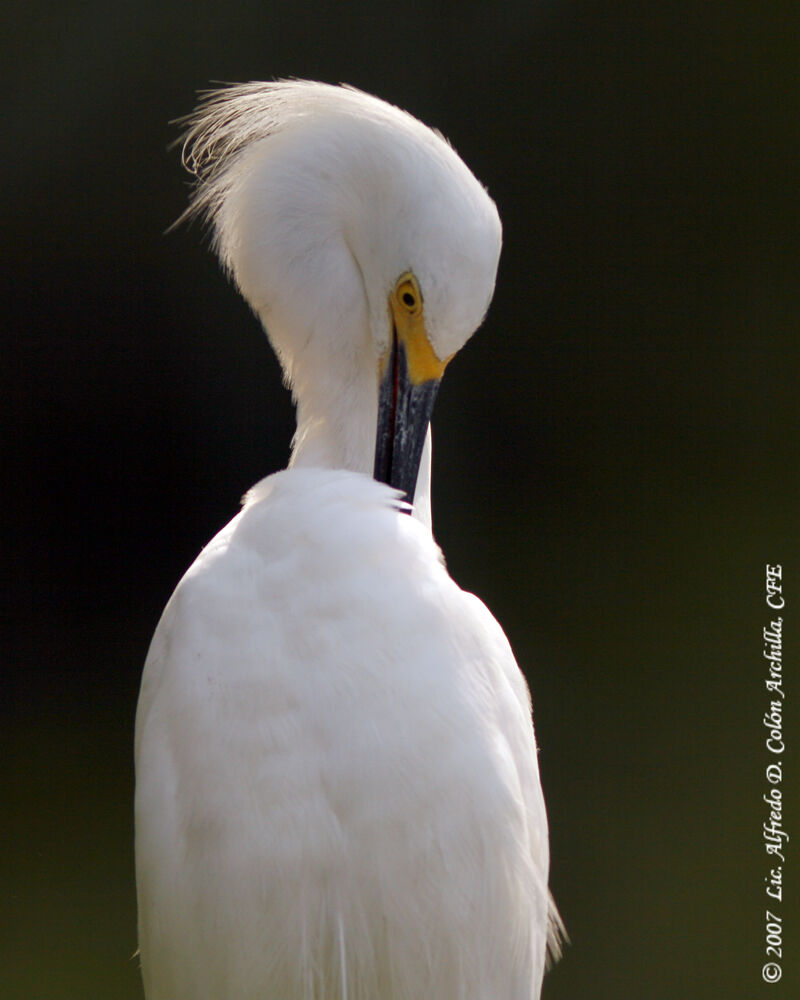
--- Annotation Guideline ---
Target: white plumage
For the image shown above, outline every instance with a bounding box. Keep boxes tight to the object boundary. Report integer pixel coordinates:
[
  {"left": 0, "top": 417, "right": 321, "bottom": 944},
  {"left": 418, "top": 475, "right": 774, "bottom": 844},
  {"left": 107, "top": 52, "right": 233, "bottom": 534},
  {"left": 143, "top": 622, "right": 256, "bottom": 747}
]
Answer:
[{"left": 135, "top": 81, "right": 562, "bottom": 1000}]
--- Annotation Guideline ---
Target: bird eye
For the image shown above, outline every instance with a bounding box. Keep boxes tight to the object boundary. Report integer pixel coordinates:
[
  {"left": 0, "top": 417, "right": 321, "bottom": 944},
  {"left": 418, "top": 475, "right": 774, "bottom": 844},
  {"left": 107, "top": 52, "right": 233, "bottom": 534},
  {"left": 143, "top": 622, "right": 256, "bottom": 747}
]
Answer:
[{"left": 395, "top": 274, "right": 422, "bottom": 314}]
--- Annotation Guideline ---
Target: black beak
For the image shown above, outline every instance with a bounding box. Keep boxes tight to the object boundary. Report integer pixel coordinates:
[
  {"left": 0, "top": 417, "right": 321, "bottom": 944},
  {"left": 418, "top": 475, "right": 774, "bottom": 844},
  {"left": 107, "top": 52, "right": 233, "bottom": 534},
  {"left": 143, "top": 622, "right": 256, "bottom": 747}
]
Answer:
[{"left": 373, "top": 330, "right": 441, "bottom": 506}]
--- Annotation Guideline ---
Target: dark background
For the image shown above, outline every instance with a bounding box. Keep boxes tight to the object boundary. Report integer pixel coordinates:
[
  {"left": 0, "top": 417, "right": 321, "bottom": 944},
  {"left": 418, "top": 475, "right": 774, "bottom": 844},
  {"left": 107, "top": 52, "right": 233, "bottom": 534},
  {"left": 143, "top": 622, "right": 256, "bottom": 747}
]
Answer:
[{"left": 3, "top": 2, "right": 798, "bottom": 998}]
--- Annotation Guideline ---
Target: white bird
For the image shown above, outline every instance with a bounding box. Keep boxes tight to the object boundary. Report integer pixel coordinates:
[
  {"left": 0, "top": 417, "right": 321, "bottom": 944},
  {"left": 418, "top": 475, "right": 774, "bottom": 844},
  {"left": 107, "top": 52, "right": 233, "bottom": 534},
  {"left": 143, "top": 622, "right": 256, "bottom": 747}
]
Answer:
[{"left": 135, "top": 80, "right": 562, "bottom": 1000}]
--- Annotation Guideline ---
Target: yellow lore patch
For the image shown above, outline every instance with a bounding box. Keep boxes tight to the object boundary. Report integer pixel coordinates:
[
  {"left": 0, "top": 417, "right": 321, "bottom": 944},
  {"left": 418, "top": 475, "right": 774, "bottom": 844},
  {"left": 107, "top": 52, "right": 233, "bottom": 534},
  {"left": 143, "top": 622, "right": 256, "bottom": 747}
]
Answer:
[{"left": 389, "top": 272, "right": 451, "bottom": 384}]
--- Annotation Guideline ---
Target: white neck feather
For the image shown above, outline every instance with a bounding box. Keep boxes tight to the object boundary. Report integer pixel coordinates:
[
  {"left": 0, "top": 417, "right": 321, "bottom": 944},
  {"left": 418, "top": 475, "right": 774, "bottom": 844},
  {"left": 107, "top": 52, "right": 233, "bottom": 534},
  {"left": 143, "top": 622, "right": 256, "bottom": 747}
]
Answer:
[{"left": 286, "top": 341, "right": 433, "bottom": 531}]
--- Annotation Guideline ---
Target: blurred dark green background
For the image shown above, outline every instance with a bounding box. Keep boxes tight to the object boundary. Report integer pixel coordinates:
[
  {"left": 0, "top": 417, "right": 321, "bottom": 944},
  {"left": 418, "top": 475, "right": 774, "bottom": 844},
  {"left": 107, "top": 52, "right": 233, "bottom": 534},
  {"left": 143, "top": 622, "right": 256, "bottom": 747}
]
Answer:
[{"left": 3, "top": 2, "right": 798, "bottom": 998}]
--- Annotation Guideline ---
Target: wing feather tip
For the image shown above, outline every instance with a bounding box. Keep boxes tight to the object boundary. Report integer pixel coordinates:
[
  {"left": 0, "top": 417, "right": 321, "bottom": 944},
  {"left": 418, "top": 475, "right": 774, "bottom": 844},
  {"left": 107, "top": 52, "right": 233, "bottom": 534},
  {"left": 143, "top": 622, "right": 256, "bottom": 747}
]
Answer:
[{"left": 545, "top": 892, "right": 568, "bottom": 969}]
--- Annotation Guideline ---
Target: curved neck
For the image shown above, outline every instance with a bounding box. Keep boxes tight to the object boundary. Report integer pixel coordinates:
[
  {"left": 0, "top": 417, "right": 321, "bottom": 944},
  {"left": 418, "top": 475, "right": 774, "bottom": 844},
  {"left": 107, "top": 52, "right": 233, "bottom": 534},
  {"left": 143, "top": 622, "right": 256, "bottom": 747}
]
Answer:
[{"left": 288, "top": 361, "right": 433, "bottom": 531}]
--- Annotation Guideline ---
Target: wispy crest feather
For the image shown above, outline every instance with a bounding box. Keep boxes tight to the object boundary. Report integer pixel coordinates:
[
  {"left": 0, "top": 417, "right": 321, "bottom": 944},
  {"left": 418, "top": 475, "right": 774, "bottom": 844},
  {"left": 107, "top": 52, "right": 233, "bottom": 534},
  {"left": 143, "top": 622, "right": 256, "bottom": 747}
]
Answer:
[{"left": 174, "top": 80, "right": 425, "bottom": 232}]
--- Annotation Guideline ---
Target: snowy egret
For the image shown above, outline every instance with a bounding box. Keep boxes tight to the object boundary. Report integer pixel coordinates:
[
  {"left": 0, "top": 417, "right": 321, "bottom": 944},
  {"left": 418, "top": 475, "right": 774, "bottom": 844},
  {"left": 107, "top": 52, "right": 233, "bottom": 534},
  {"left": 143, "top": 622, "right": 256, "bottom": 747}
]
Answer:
[{"left": 135, "top": 81, "right": 562, "bottom": 1000}]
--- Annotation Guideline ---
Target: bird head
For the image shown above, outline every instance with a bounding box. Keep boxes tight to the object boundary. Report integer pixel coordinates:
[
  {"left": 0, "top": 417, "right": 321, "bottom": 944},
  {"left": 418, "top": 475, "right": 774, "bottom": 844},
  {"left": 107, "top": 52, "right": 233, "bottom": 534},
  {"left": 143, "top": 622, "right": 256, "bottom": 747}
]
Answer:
[{"left": 178, "top": 81, "right": 502, "bottom": 505}]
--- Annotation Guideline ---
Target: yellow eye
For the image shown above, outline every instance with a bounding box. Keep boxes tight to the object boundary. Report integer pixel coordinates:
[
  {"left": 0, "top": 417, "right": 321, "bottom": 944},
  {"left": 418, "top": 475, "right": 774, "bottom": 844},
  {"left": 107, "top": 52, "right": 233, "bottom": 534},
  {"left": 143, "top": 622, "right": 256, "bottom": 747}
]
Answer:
[{"left": 395, "top": 274, "right": 422, "bottom": 315}]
